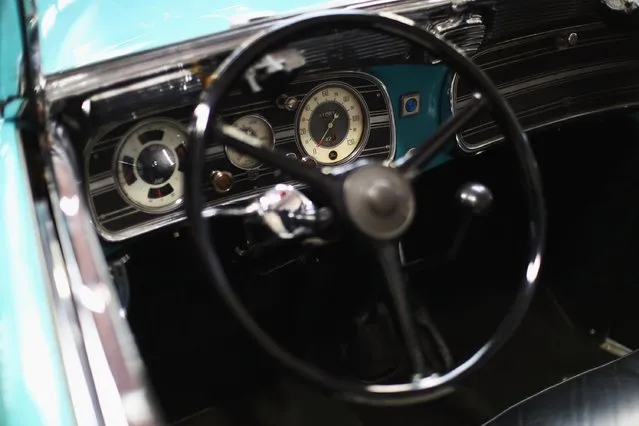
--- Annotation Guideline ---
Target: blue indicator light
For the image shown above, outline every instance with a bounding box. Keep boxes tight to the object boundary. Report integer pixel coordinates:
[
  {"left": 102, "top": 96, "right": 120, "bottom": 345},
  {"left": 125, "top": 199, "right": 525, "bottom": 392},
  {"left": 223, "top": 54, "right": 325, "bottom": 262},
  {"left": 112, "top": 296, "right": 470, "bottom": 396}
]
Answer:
[{"left": 405, "top": 98, "right": 418, "bottom": 113}]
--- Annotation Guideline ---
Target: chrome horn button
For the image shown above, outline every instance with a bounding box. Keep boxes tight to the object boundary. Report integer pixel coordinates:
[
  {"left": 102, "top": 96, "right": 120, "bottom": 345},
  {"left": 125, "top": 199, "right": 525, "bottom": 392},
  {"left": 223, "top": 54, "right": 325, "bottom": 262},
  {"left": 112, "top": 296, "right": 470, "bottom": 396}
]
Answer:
[{"left": 343, "top": 165, "right": 416, "bottom": 240}]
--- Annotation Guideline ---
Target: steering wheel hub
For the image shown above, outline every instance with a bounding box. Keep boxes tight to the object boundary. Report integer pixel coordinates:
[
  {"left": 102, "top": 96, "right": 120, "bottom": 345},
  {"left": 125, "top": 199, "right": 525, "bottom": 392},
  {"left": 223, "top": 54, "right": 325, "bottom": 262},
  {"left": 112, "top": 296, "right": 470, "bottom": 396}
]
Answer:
[{"left": 343, "top": 165, "right": 415, "bottom": 240}]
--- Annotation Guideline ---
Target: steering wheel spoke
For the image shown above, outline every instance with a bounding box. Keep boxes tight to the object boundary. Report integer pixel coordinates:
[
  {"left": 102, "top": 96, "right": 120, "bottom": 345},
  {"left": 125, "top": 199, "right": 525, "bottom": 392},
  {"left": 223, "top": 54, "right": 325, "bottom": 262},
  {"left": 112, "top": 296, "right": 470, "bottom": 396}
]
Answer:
[
  {"left": 395, "top": 93, "right": 488, "bottom": 179},
  {"left": 375, "top": 241, "right": 452, "bottom": 378}
]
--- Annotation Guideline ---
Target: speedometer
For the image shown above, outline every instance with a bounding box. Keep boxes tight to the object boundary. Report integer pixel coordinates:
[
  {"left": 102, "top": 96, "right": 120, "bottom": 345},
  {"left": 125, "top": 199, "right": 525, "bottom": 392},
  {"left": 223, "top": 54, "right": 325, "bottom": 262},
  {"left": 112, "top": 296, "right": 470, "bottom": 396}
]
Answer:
[{"left": 296, "top": 82, "right": 369, "bottom": 165}]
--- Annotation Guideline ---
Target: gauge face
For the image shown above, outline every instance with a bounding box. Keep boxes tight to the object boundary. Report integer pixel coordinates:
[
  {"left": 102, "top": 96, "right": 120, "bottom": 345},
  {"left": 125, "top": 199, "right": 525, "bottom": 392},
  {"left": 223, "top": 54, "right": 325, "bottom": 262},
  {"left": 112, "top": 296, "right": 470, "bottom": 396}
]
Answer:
[
  {"left": 114, "top": 119, "right": 187, "bottom": 213},
  {"left": 296, "top": 83, "right": 368, "bottom": 165},
  {"left": 225, "top": 115, "right": 274, "bottom": 170}
]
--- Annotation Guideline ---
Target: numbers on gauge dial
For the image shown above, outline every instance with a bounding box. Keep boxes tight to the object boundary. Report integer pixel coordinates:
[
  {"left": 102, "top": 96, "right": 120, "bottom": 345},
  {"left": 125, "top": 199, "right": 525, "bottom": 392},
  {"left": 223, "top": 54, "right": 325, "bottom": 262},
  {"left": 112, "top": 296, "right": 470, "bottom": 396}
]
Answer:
[
  {"left": 225, "top": 115, "right": 274, "bottom": 170},
  {"left": 115, "top": 119, "right": 187, "bottom": 213},
  {"left": 297, "top": 83, "right": 367, "bottom": 165}
]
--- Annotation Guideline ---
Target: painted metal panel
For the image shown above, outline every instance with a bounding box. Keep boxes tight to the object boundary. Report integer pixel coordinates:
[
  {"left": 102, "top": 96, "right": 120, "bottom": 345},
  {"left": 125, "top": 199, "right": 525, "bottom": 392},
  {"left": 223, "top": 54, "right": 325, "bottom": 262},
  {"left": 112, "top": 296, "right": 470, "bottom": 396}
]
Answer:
[
  {"left": 0, "top": 0, "right": 23, "bottom": 102},
  {"left": 368, "top": 64, "right": 453, "bottom": 168},
  {"left": 0, "top": 120, "right": 75, "bottom": 426},
  {"left": 36, "top": 0, "right": 333, "bottom": 75}
]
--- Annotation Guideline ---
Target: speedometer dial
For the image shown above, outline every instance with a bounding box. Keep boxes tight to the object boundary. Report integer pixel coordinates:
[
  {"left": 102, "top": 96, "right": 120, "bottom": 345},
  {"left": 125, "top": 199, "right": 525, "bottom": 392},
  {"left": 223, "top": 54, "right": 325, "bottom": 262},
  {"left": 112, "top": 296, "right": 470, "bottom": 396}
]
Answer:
[
  {"left": 296, "top": 82, "right": 369, "bottom": 165},
  {"left": 114, "top": 119, "right": 187, "bottom": 213}
]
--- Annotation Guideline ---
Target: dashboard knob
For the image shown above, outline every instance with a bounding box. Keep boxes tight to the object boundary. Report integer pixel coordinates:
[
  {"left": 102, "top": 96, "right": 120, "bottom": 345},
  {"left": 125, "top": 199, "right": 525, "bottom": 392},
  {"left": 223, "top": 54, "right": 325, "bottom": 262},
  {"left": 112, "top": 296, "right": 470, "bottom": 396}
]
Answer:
[
  {"left": 301, "top": 156, "right": 318, "bottom": 167},
  {"left": 211, "top": 171, "right": 233, "bottom": 193},
  {"left": 457, "top": 182, "right": 493, "bottom": 214}
]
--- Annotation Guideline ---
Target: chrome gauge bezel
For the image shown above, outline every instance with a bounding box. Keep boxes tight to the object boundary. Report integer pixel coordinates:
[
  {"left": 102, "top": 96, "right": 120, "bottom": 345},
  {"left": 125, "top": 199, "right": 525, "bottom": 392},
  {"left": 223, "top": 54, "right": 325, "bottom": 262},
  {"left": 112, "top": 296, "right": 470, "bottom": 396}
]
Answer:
[
  {"left": 225, "top": 114, "right": 275, "bottom": 170},
  {"left": 113, "top": 118, "right": 188, "bottom": 214},
  {"left": 294, "top": 81, "right": 371, "bottom": 166}
]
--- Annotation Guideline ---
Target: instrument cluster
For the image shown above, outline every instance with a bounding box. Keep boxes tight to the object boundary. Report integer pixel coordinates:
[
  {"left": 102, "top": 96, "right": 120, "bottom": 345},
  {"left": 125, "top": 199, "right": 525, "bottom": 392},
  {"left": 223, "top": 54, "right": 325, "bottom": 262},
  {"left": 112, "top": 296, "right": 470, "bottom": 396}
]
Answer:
[{"left": 85, "top": 71, "right": 395, "bottom": 241}]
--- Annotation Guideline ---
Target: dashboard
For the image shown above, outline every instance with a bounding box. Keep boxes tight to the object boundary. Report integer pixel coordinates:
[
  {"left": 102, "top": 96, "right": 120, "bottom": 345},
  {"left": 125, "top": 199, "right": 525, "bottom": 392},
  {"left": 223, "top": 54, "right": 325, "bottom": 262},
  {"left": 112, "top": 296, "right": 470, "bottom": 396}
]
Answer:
[
  {"left": 84, "top": 71, "right": 397, "bottom": 241},
  {"left": 45, "top": 0, "right": 639, "bottom": 243}
]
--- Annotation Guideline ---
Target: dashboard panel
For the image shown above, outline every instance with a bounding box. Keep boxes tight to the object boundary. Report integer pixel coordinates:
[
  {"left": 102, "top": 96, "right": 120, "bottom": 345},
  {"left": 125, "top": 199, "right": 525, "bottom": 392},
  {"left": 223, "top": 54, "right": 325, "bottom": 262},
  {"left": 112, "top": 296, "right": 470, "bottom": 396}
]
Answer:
[
  {"left": 85, "top": 71, "right": 395, "bottom": 241},
  {"left": 453, "top": 21, "right": 639, "bottom": 151},
  {"left": 44, "top": 0, "right": 639, "bottom": 245}
]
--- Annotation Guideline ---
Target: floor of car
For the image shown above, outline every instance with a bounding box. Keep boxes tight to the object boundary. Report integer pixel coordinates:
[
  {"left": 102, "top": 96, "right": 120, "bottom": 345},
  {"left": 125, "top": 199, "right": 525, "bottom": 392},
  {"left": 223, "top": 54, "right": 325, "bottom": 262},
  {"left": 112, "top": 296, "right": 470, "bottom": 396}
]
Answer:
[{"left": 171, "top": 290, "right": 614, "bottom": 426}]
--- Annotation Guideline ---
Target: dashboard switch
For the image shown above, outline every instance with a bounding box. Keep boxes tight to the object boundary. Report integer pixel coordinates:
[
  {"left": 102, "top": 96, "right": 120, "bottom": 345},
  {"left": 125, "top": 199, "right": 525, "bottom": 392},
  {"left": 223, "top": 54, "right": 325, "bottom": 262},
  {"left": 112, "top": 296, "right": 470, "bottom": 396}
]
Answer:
[
  {"left": 285, "top": 96, "right": 299, "bottom": 111},
  {"left": 211, "top": 170, "right": 234, "bottom": 193},
  {"left": 400, "top": 92, "right": 421, "bottom": 117}
]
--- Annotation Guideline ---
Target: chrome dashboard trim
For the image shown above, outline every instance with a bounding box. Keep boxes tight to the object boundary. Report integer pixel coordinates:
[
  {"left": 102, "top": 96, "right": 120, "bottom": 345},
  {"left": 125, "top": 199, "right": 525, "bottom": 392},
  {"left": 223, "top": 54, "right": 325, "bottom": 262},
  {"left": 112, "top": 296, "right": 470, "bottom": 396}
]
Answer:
[
  {"left": 87, "top": 70, "right": 395, "bottom": 242},
  {"left": 456, "top": 102, "right": 639, "bottom": 153},
  {"left": 450, "top": 22, "right": 639, "bottom": 153},
  {"left": 97, "top": 180, "right": 306, "bottom": 242},
  {"left": 44, "top": 0, "right": 454, "bottom": 102}
]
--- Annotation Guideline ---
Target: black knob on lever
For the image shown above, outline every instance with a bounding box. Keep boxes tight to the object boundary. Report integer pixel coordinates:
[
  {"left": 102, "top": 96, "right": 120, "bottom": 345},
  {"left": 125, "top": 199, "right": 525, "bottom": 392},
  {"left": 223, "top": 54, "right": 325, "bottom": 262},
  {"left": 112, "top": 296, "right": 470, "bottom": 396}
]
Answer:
[{"left": 446, "top": 182, "right": 494, "bottom": 260}]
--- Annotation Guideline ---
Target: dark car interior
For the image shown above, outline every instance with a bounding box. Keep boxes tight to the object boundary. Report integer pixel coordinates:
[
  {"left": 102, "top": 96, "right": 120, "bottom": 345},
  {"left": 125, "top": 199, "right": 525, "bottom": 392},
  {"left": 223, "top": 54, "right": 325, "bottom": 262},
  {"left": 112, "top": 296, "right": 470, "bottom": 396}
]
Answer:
[{"left": 27, "top": 0, "right": 639, "bottom": 424}]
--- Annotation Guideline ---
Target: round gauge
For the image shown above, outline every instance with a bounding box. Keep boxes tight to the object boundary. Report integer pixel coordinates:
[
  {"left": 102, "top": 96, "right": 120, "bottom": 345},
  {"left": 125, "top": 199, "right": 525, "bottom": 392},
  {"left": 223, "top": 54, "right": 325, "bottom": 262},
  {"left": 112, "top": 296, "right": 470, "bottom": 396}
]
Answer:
[
  {"left": 296, "top": 82, "right": 369, "bottom": 165},
  {"left": 114, "top": 119, "right": 187, "bottom": 213},
  {"left": 225, "top": 114, "right": 274, "bottom": 170}
]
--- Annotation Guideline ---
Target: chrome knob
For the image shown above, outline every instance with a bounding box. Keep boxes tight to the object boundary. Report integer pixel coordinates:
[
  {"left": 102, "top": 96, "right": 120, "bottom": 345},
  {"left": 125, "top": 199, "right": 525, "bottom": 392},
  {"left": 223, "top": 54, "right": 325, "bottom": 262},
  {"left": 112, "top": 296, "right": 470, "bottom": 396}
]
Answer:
[{"left": 457, "top": 182, "right": 493, "bottom": 214}]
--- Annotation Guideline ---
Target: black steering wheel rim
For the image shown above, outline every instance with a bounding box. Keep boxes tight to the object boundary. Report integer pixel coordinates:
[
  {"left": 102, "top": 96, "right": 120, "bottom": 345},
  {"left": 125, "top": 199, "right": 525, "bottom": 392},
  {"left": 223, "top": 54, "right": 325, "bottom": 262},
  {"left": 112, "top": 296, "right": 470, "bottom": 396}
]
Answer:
[{"left": 186, "top": 10, "right": 546, "bottom": 405}]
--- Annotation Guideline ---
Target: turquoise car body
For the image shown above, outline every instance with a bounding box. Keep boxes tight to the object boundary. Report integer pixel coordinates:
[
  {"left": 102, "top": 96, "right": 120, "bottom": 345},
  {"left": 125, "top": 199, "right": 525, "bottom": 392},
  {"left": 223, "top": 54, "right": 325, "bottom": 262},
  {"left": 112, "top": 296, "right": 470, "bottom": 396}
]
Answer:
[{"left": 0, "top": 1, "right": 451, "bottom": 424}]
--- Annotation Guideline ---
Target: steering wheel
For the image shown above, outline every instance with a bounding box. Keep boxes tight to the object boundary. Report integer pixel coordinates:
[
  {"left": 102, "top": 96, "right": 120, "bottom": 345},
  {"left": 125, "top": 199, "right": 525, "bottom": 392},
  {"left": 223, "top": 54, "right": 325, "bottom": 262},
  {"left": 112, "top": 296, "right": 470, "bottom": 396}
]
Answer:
[{"left": 186, "top": 10, "right": 546, "bottom": 405}]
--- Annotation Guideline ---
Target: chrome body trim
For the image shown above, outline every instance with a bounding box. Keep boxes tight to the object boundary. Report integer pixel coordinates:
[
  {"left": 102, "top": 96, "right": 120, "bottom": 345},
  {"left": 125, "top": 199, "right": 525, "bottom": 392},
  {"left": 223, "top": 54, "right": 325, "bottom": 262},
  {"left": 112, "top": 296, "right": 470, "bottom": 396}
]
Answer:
[
  {"left": 46, "top": 124, "right": 162, "bottom": 424},
  {"left": 35, "top": 201, "right": 102, "bottom": 426},
  {"left": 44, "top": 0, "right": 455, "bottom": 102}
]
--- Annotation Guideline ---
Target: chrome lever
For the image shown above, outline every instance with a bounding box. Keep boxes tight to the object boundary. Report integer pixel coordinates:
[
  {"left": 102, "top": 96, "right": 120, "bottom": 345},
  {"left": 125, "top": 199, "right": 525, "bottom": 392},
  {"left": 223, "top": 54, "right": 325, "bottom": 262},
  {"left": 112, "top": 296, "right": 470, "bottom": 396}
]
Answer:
[{"left": 201, "top": 184, "right": 330, "bottom": 239}]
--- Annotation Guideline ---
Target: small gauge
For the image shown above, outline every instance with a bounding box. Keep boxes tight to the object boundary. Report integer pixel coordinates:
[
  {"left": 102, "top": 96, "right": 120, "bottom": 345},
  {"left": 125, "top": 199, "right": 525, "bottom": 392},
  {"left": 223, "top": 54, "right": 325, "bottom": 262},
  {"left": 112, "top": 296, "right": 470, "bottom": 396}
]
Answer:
[
  {"left": 225, "top": 114, "right": 274, "bottom": 170},
  {"left": 296, "top": 82, "right": 369, "bottom": 165},
  {"left": 114, "top": 119, "right": 187, "bottom": 213}
]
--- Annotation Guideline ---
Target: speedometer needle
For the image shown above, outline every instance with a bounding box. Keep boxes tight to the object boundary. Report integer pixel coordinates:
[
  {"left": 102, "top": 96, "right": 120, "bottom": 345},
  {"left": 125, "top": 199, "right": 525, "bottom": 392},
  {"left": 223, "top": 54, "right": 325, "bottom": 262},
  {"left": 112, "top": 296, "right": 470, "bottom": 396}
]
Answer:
[{"left": 317, "top": 113, "right": 339, "bottom": 146}]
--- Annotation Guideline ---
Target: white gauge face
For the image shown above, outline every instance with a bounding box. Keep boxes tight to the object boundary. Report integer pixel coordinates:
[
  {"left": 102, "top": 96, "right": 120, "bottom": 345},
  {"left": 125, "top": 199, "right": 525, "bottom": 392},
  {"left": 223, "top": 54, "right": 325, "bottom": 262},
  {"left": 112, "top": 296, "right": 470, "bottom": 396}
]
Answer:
[
  {"left": 225, "top": 115, "right": 274, "bottom": 170},
  {"left": 115, "top": 119, "right": 187, "bottom": 213},
  {"left": 296, "top": 83, "right": 368, "bottom": 165}
]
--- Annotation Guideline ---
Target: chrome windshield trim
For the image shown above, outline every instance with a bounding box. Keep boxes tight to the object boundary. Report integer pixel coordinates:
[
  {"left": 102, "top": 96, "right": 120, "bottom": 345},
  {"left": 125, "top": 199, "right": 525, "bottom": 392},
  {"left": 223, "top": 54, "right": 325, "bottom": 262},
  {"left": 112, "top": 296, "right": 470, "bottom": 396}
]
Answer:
[{"left": 44, "top": 0, "right": 452, "bottom": 102}]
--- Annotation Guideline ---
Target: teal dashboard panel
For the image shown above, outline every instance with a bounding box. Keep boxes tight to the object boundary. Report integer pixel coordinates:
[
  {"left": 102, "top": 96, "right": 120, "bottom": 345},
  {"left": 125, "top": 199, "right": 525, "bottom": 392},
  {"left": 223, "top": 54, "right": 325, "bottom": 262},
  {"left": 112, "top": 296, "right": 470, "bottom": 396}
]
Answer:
[{"left": 367, "top": 64, "right": 453, "bottom": 169}]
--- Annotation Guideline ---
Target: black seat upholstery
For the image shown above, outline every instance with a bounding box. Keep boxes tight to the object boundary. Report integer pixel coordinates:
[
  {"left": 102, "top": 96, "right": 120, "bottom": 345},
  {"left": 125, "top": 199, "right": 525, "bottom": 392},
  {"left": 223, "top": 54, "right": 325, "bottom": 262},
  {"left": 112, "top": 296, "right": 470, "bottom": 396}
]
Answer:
[{"left": 484, "top": 351, "right": 639, "bottom": 425}]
